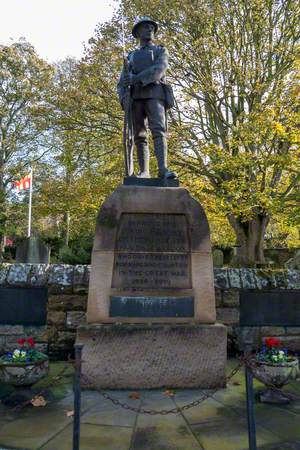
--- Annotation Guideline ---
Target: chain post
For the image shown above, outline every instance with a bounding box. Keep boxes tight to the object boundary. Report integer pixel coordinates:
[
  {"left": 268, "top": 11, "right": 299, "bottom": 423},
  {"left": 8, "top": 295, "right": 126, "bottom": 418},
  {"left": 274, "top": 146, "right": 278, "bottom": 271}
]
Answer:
[
  {"left": 244, "top": 341, "right": 257, "bottom": 450},
  {"left": 73, "top": 343, "right": 83, "bottom": 450},
  {"left": 245, "top": 366, "right": 257, "bottom": 450}
]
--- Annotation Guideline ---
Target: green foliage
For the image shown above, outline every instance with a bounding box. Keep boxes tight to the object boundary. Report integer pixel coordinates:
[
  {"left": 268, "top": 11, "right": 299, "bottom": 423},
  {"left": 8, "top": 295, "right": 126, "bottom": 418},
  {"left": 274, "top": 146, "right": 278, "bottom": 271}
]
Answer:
[
  {"left": 257, "top": 338, "right": 289, "bottom": 364},
  {"left": 0, "top": 338, "right": 47, "bottom": 363},
  {"left": 121, "top": 0, "right": 300, "bottom": 263},
  {"left": 1, "top": 350, "right": 47, "bottom": 364},
  {"left": 0, "top": 40, "right": 54, "bottom": 245},
  {"left": 59, "top": 238, "right": 92, "bottom": 265},
  {"left": 31, "top": 48, "right": 123, "bottom": 247},
  {"left": 1, "top": 5, "right": 299, "bottom": 264}
]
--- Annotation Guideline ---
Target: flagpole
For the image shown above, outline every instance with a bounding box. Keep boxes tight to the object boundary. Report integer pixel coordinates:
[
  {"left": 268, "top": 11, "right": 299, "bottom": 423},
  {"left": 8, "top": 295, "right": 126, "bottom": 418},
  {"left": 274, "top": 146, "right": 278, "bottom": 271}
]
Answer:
[{"left": 27, "top": 167, "right": 33, "bottom": 238}]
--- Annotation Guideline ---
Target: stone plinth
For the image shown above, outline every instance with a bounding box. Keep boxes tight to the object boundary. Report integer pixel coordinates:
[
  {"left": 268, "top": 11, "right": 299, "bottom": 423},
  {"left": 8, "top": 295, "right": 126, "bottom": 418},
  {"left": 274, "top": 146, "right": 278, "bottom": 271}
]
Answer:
[
  {"left": 87, "top": 185, "right": 216, "bottom": 324},
  {"left": 82, "top": 185, "right": 227, "bottom": 388},
  {"left": 77, "top": 323, "right": 227, "bottom": 389}
]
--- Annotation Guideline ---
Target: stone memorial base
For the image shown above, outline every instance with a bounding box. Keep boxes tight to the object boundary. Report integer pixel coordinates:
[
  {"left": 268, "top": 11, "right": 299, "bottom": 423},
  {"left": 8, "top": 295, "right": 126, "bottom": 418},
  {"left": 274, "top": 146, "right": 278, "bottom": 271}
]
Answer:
[
  {"left": 83, "top": 184, "right": 226, "bottom": 389},
  {"left": 87, "top": 185, "right": 216, "bottom": 324},
  {"left": 77, "top": 323, "right": 227, "bottom": 389}
]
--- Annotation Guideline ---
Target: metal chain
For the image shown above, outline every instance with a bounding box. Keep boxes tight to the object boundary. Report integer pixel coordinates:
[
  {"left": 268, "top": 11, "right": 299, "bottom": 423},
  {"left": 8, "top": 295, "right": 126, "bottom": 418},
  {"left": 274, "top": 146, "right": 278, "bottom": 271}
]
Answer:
[
  {"left": 82, "top": 354, "right": 300, "bottom": 414},
  {"left": 81, "top": 359, "right": 244, "bottom": 415},
  {"left": 4, "top": 354, "right": 298, "bottom": 416}
]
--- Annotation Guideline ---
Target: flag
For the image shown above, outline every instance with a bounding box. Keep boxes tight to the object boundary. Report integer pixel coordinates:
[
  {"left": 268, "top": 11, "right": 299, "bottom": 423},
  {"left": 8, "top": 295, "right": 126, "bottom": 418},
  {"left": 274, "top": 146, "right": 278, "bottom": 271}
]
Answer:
[
  {"left": 5, "top": 238, "right": 14, "bottom": 247},
  {"left": 14, "top": 173, "right": 31, "bottom": 191}
]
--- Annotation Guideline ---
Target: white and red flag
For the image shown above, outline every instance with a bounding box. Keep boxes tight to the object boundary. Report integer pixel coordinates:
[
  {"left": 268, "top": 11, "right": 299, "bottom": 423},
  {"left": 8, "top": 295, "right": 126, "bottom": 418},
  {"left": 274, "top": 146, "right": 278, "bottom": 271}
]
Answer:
[
  {"left": 14, "top": 173, "right": 32, "bottom": 192},
  {"left": 13, "top": 168, "right": 33, "bottom": 237}
]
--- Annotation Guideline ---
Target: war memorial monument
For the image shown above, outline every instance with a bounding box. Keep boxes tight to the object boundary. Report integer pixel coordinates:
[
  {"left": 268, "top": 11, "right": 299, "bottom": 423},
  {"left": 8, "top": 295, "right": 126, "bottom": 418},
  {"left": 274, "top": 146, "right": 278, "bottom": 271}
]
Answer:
[{"left": 77, "top": 17, "right": 227, "bottom": 389}]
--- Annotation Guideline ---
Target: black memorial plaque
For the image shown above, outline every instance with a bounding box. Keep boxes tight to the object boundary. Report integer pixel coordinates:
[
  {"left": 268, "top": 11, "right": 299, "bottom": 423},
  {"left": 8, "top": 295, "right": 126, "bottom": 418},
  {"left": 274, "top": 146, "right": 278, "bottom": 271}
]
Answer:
[
  {"left": 240, "top": 290, "right": 300, "bottom": 327},
  {"left": 110, "top": 296, "right": 194, "bottom": 317},
  {"left": 111, "top": 213, "right": 192, "bottom": 289},
  {"left": 0, "top": 287, "right": 47, "bottom": 325}
]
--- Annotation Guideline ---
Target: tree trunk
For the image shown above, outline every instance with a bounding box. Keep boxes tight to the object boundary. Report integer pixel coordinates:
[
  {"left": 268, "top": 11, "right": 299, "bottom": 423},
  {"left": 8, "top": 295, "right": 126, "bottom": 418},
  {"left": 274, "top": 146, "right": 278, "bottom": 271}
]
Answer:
[
  {"left": 228, "top": 214, "right": 270, "bottom": 267},
  {"left": 63, "top": 211, "right": 70, "bottom": 247}
]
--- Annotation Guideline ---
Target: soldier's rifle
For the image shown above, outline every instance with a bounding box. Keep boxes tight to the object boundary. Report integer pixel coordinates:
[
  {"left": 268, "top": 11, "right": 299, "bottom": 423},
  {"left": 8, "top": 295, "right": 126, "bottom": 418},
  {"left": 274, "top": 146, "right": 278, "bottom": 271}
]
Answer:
[{"left": 121, "top": 16, "right": 134, "bottom": 177}]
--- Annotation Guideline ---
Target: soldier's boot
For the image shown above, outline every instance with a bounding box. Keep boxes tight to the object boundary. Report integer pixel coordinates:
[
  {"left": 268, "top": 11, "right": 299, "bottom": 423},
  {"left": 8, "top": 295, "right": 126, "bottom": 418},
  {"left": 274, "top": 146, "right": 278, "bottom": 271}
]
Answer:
[
  {"left": 153, "top": 136, "right": 177, "bottom": 179},
  {"left": 136, "top": 144, "right": 150, "bottom": 178}
]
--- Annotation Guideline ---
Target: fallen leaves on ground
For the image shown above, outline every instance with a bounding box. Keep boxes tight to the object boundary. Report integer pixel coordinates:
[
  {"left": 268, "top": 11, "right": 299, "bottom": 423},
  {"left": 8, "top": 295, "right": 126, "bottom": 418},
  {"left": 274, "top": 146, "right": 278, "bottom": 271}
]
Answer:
[
  {"left": 30, "top": 395, "right": 47, "bottom": 407},
  {"left": 128, "top": 392, "right": 140, "bottom": 400},
  {"left": 164, "top": 390, "right": 175, "bottom": 397}
]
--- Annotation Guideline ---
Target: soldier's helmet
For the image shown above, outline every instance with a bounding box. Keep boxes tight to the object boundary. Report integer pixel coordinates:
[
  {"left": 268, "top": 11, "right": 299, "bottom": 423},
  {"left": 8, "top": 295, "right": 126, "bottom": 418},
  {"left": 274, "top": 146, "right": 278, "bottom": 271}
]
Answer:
[{"left": 132, "top": 16, "right": 158, "bottom": 38}]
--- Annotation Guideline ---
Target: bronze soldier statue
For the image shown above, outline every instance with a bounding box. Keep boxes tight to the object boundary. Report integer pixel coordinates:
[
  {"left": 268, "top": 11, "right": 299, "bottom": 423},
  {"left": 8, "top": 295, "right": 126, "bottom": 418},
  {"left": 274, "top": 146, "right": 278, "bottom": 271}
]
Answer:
[{"left": 117, "top": 16, "right": 176, "bottom": 179}]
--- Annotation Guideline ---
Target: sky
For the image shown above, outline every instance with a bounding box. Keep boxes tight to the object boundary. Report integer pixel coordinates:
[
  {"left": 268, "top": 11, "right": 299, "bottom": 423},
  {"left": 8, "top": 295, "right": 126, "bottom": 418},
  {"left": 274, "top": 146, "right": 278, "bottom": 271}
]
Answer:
[{"left": 0, "top": 0, "right": 118, "bottom": 62}]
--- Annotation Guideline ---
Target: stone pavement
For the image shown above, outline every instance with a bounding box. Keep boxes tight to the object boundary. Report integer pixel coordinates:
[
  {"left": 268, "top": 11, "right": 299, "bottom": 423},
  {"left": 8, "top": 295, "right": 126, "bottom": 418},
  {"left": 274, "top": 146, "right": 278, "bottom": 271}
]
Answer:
[{"left": 0, "top": 359, "right": 300, "bottom": 450}]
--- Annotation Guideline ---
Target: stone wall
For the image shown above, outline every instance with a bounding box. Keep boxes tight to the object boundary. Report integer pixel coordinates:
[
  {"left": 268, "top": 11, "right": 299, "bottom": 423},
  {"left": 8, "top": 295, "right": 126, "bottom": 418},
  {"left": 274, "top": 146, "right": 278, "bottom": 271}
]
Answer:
[
  {"left": 214, "top": 268, "right": 300, "bottom": 354},
  {"left": 0, "top": 264, "right": 299, "bottom": 358},
  {"left": 0, "top": 264, "right": 89, "bottom": 359}
]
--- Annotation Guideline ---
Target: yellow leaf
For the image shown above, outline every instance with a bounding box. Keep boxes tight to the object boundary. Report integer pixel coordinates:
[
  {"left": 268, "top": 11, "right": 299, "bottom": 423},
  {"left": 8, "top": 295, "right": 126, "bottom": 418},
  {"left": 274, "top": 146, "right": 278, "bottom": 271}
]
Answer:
[
  {"left": 30, "top": 395, "right": 47, "bottom": 407},
  {"left": 164, "top": 390, "right": 175, "bottom": 397},
  {"left": 128, "top": 392, "right": 140, "bottom": 400}
]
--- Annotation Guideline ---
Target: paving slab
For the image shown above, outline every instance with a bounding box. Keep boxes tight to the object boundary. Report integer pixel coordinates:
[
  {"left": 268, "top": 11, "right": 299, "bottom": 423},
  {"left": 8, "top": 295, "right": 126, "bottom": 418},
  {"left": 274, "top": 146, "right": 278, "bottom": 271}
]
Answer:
[
  {"left": 173, "top": 390, "right": 239, "bottom": 424},
  {"left": 211, "top": 372, "right": 265, "bottom": 415},
  {"left": 0, "top": 447, "right": 29, "bottom": 450},
  {"left": 191, "top": 417, "right": 283, "bottom": 450},
  {"left": 259, "top": 442, "right": 300, "bottom": 449},
  {"left": 131, "top": 417, "right": 202, "bottom": 450},
  {"left": 0, "top": 405, "right": 73, "bottom": 449},
  {"left": 40, "top": 423, "right": 133, "bottom": 450},
  {"left": 0, "top": 360, "right": 300, "bottom": 450},
  {"left": 289, "top": 380, "right": 300, "bottom": 395},
  {"left": 81, "top": 391, "right": 139, "bottom": 427},
  {"left": 255, "top": 404, "right": 300, "bottom": 441},
  {"left": 130, "top": 391, "right": 202, "bottom": 450},
  {"left": 57, "top": 389, "right": 103, "bottom": 411}
]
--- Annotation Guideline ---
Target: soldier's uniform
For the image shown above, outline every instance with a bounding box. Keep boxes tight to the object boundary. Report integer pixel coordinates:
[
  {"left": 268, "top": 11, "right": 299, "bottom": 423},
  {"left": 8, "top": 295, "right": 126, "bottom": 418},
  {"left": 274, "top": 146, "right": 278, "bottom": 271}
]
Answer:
[{"left": 117, "top": 18, "right": 174, "bottom": 178}]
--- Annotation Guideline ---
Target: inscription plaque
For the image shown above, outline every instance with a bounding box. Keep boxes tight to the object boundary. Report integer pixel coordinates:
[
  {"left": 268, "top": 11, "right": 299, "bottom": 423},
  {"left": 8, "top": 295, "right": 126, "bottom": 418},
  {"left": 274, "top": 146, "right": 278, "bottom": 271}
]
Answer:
[
  {"left": 112, "top": 213, "right": 191, "bottom": 289},
  {"left": 110, "top": 296, "right": 194, "bottom": 317}
]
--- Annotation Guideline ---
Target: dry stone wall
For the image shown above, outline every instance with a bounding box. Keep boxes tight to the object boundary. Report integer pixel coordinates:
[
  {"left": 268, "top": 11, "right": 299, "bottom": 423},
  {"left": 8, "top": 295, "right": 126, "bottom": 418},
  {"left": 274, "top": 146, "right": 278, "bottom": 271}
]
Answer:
[{"left": 0, "top": 264, "right": 299, "bottom": 358}]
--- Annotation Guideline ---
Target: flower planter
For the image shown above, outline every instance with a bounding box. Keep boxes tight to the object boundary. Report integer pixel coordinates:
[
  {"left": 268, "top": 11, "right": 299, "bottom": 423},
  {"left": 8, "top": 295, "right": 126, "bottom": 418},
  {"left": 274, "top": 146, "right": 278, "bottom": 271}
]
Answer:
[
  {"left": 0, "top": 358, "right": 49, "bottom": 387},
  {"left": 251, "top": 357, "right": 299, "bottom": 404}
]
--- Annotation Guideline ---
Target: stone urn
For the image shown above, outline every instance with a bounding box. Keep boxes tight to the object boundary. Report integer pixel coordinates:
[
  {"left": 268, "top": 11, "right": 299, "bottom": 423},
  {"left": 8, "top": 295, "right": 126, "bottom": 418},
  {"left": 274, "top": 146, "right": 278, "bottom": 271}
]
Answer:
[
  {"left": 0, "top": 358, "right": 49, "bottom": 387},
  {"left": 251, "top": 357, "right": 299, "bottom": 404}
]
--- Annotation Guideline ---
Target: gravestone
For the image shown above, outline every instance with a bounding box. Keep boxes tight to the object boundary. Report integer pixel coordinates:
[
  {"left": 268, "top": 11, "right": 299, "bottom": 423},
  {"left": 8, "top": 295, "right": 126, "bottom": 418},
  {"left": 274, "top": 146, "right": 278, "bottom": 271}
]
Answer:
[
  {"left": 213, "top": 248, "right": 224, "bottom": 267},
  {"left": 77, "top": 185, "right": 227, "bottom": 389},
  {"left": 16, "top": 237, "right": 50, "bottom": 264}
]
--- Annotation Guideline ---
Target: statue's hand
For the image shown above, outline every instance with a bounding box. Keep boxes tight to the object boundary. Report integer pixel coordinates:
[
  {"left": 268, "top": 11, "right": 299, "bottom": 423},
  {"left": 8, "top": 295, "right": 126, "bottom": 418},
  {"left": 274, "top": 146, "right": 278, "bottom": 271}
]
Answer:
[
  {"left": 123, "top": 73, "right": 137, "bottom": 87},
  {"left": 123, "top": 73, "right": 131, "bottom": 87}
]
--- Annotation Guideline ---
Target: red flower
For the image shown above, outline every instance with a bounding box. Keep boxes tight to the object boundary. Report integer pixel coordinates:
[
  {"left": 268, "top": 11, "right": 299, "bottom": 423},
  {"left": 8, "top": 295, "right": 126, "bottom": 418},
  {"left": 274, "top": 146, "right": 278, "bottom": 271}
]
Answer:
[
  {"left": 27, "top": 337, "right": 35, "bottom": 348},
  {"left": 264, "top": 337, "right": 281, "bottom": 348},
  {"left": 17, "top": 338, "right": 26, "bottom": 346}
]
